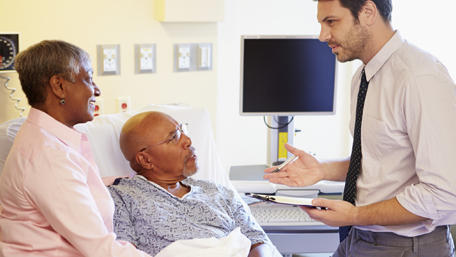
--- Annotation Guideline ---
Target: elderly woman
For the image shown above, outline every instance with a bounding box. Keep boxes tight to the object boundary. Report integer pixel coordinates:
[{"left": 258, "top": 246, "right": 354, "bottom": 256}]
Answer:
[{"left": 0, "top": 40, "right": 151, "bottom": 257}]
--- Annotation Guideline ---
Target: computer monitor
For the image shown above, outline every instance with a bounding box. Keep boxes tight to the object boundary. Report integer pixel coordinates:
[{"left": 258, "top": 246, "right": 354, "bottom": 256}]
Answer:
[
  {"left": 240, "top": 35, "right": 337, "bottom": 116},
  {"left": 239, "top": 35, "right": 338, "bottom": 164}
]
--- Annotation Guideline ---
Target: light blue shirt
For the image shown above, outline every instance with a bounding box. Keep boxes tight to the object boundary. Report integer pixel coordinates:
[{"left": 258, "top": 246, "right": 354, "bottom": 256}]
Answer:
[{"left": 108, "top": 175, "right": 267, "bottom": 256}]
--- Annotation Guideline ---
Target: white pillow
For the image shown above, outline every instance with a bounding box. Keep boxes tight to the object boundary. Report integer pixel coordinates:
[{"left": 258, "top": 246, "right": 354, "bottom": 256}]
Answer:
[
  {"left": 74, "top": 104, "right": 233, "bottom": 189},
  {"left": 0, "top": 117, "right": 26, "bottom": 175},
  {"left": 0, "top": 105, "right": 232, "bottom": 190}
]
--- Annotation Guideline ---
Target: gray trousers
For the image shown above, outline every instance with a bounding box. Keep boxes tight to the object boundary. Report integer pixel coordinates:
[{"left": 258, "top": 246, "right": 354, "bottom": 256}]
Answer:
[{"left": 333, "top": 226, "right": 455, "bottom": 257}]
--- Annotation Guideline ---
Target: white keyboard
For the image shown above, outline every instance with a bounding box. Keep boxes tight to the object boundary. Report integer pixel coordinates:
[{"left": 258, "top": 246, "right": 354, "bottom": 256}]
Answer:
[{"left": 249, "top": 202, "right": 324, "bottom": 226}]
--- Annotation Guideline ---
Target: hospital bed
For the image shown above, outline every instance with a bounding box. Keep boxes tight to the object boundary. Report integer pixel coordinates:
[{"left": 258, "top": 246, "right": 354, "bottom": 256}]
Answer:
[{"left": 0, "top": 104, "right": 285, "bottom": 256}]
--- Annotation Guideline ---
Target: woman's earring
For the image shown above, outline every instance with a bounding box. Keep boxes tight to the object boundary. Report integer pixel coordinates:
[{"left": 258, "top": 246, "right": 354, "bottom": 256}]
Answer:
[{"left": 60, "top": 99, "right": 66, "bottom": 105}]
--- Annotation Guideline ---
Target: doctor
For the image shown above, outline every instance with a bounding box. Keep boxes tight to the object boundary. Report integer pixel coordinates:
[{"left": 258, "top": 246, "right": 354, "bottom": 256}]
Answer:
[{"left": 264, "top": 0, "right": 456, "bottom": 256}]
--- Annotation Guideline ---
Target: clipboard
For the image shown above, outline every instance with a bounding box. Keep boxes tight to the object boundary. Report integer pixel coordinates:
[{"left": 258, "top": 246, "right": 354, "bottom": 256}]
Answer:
[{"left": 245, "top": 193, "right": 315, "bottom": 207}]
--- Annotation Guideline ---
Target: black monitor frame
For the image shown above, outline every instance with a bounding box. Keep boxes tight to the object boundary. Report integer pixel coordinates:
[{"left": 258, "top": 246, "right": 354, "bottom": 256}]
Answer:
[{"left": 239, "top": 35, "right": 338, "bottom": 116}]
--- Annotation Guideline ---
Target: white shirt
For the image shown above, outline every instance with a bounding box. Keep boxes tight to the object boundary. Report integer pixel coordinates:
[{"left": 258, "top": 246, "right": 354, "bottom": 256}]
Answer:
[{"left": 350, "top": 32, "right": 456, "bottom": 236}]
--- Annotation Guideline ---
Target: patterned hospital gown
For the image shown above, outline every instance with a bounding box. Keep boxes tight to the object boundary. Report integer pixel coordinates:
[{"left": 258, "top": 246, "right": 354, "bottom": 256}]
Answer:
[{"left": 108, "top": 175, "right": 268, "bottom": 256}]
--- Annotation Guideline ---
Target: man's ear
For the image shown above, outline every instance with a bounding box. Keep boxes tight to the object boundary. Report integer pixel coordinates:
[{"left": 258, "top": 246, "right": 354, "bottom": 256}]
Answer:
[
  {"left": 49, "top": 75, "right": 66, "bottom": 99},
  {"left": 360, "top": 0, "right": 377, "bottom": 26},
  {"left": 136, "top": 152, "right": 155, "bottom": 170}
]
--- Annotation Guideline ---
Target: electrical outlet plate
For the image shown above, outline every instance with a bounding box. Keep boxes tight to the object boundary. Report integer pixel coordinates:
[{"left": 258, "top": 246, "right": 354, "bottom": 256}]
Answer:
[
  {"left": 197, "top": 43, "right": 212, "bottom": 71},
  {"left": 135, "top": 44, "right": 156, "bottom": 74},
  {"left": 116, "top": 96, "right": 131, "bottom": 113},
  {"left": 93, "top": 98, "right": 103, "bottom": 117},
  {"left": 174, "top": 43, "right": 212, "bottom": 72},
  {"left": 174, "top": 44, "right": 195, "bottom": 72},
  {"left": 97, "top": 45, "right": 121, "bottom": 76}
]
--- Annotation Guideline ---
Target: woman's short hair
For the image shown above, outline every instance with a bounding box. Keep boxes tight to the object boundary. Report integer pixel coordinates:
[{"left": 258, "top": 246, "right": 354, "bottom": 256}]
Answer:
[{"left": 14, "top": 40, "right": 91, "bottom": 107}]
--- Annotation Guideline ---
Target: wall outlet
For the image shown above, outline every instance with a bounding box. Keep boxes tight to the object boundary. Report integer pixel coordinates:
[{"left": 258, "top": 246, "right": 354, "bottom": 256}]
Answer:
[
  {"left": 93, "top": 98, "right": 103, "bottom": 117},
  {"left": 174, "top": 43, "right": 212, "bottom": 72},
  {"left": 103, "top": 49, "right": 117, "bottom": 72},
  {"left": 116, "top": 96, "right": 131, "bottom": 113},
  {"left": 97, "top": 45, "right": 121, "bottom": 76},
  {"left": 197, "top": 43, "right": 212, "bottom": 70},
  {"left": 135, "top": 44, "right": 156, "bottom": 74},
  {"left": 174, "top": 44, "right": 194, "bottom": 72},
  {"left": 178, "top": 46, "right": 190, "bottom": 69}
]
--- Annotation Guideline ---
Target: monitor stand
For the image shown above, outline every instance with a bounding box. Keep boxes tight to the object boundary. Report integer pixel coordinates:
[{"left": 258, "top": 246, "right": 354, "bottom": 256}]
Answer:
[{"left": 267, "top": 116, "right": 294, "bottom": 166}]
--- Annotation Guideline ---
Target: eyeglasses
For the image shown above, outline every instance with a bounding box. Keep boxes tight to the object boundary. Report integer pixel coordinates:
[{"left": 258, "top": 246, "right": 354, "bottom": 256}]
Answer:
[{"left": 139, "top": 123, "right": 189, "bottom": 152}]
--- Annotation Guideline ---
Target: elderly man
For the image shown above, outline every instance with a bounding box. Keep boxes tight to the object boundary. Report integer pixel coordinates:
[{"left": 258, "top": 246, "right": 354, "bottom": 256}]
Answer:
[{"left": 108, "top": 111, "right": 271, "bottom": 257}]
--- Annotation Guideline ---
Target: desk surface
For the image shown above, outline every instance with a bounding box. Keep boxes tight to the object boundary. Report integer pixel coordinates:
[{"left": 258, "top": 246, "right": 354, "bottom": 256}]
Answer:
[{"left": 229, "top": 164, "right": 345, "bottom": 194}]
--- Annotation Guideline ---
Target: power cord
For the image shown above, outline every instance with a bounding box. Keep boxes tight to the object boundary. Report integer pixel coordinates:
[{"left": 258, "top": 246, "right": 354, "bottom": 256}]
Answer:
[
  {"left": 263, "top": 116, "right": 294, "bottom": 129},
  {"left": 1, "top": 74, "right": 26, "bottom": 117}
]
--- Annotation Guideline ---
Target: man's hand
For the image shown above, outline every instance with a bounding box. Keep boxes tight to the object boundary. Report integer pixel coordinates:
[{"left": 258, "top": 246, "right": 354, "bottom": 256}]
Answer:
[
  {"left": 300, "top": 199, "right": 358, "bottom": 227},
  {"left": 300, "top": 197, "right": 428, "bottom": 227},
  {"left": 263, "top": 144, "right": 325, "bottom": 187}
]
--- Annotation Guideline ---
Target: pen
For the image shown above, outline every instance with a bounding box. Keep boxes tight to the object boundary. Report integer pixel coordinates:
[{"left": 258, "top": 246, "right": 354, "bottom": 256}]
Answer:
[{"left": 272, "top": 155, "right": 298, "bottom": 173}]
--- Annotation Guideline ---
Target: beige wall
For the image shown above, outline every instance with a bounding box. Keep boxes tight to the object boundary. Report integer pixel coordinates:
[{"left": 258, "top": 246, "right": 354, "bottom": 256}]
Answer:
[{"left": 0, "top": 0, "right": 218, "bottom": 134}]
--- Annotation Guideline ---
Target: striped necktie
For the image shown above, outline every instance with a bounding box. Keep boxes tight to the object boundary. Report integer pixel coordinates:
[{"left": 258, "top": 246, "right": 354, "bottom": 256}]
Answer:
[{"left": 339, "top": 68, "right": 370, "bottom": 242}]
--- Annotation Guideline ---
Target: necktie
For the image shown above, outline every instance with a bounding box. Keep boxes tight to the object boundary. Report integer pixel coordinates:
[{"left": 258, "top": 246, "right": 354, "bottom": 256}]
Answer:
[{"left": 339, "top": 68, "right": 370, "bottom": 242}]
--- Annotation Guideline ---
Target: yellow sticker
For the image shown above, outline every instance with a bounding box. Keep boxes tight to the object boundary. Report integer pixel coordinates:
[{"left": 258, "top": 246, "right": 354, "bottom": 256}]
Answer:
[{"left": 278, "top": 132, "right": 288, "bottom": 159}]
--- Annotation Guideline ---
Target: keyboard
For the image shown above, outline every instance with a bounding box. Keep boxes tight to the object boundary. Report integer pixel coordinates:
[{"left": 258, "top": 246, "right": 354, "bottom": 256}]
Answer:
[{"left": 249, "top": 202, "right": 324, "bottom": 227}]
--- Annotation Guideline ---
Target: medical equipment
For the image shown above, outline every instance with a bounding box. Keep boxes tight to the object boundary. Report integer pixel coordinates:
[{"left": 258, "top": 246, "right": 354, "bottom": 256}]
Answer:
[{"left": 0, "top": 74, "right": 26, "bottom": 117}]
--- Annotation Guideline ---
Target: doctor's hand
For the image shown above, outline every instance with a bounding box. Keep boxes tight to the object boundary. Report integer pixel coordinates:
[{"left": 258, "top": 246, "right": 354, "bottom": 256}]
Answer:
[
  {"left": 301, "top": 199, "right": 357, "bottom": 227},
  {"left": 263, "top": 144, "right": 324, "bottom": 187}
]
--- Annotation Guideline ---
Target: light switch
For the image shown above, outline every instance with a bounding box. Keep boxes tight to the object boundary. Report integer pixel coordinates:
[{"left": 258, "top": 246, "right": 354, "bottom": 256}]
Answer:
[{"left": 197, "top": 43, "right": 212, "bottom": 70}]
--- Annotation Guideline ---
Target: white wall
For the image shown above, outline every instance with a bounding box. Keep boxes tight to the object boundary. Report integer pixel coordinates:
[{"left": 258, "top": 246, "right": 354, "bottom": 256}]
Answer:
[
  {"left": 393, "top": 1, "right": 455, "bottom": 80},
  {"left": 215, "top": 0, "right": 456, "bottom": 172},
  {"left": 216, "top": 0, "right": 355, "bottom": 171}
]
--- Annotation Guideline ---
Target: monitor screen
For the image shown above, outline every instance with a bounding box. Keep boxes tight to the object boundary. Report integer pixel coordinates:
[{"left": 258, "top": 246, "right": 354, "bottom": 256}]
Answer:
[{"left": 240, "top": 35, "right": 337, "bottom": 116}]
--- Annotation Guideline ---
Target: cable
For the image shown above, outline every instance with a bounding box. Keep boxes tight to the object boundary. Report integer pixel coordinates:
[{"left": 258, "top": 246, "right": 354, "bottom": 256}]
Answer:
[
  {"left": 263, "top": 116, "right": 294, "bottom": 129},
  {"left": 1, "top": 74, "right": 26, "bottom": 117}
]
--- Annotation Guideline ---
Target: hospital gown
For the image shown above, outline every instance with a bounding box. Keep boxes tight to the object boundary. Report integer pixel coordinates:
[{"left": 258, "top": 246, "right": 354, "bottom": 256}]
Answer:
[{"left": 108, "top": 175, "right": 268, "bottom": 256}]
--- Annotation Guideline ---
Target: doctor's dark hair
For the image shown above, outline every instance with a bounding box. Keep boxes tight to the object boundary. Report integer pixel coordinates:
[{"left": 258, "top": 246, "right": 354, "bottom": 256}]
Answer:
[
  {"left": 14, "top": 40, "right": 91, "bottom": 107},
  {"left": 315, "top": 0, "right": 392, "bottom": 23}
]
